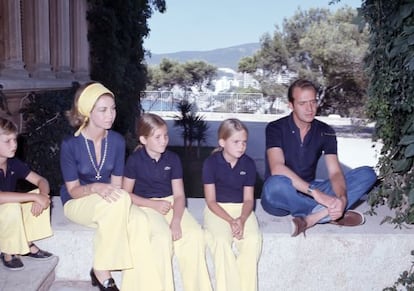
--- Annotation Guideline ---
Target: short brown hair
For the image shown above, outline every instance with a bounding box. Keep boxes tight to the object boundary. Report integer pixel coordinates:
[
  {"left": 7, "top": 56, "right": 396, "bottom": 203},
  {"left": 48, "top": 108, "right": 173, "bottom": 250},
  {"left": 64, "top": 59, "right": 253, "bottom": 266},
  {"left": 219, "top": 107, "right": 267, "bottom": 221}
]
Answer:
[
  {"left": 287, "top": 79, "right": 318, "bottom": 103},
  {"left": 0, "top": 117, "right": 18, "bottom": 135}
]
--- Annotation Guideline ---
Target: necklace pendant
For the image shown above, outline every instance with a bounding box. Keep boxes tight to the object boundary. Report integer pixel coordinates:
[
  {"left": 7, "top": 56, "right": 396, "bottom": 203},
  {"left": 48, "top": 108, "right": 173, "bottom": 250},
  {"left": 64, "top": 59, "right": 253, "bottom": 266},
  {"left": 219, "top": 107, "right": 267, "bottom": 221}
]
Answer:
[{"left": 95, "top": 174, "right": 102, "bottom": 180}]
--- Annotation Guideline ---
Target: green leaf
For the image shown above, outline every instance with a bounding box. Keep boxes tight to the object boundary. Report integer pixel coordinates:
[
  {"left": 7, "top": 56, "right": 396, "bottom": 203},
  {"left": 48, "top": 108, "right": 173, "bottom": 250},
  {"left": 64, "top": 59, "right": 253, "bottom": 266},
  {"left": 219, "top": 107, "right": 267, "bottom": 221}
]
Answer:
[
  {"left": 405, "top": 143, "right": 414, "bottom": 158},
  {"left": 409, "top": 189, "right": 414, "bottom": 205},
  {"left": 399, "top": 135, "right": 414, "bottom": 145},
  {"left": 392, "top": 158, "right": 412, "bottom": 172}
]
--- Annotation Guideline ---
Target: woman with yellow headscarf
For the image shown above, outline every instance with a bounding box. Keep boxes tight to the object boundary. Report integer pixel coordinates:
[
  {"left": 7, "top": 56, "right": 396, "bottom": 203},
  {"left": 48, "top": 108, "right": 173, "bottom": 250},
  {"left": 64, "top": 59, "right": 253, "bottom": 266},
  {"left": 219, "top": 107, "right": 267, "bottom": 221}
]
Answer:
[{"left": 60, "top": 82, "right": 161, "bottom": 291}]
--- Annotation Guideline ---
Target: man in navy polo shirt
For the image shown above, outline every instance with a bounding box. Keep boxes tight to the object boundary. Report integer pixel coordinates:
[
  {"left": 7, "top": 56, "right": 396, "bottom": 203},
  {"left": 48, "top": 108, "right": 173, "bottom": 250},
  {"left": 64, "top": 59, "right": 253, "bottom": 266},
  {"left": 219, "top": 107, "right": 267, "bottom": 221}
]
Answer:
[{"left": 261, "top": 79, "right": 377, "bottom": 237}]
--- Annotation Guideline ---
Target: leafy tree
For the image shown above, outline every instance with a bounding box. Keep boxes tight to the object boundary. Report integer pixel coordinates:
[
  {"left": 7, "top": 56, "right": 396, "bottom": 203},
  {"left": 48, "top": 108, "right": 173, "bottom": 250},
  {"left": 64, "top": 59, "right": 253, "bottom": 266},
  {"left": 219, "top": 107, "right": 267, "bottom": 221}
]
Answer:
[
  {"left": 239, "top": 31, "right": 289, "bottom": 97},
  {"left": 299, "top": 7, "right": 369, "bottom": 117},
  {"left": 87, "top": 0, "right": 166, "bottom": 135},
  {"left": 147, "top": 58, "right": 217, "bottom": 93},
  {"left": 239, "top": 6, "right": 369, "bottom": 117}
]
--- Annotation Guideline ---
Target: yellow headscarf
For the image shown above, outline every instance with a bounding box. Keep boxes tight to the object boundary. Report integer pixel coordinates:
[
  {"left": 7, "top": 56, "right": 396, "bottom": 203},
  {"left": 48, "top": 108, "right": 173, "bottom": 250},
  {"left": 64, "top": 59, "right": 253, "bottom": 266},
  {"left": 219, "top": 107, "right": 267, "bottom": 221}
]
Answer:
[{"left": 74, "top": 83, "right": 114, "bottom": 136}]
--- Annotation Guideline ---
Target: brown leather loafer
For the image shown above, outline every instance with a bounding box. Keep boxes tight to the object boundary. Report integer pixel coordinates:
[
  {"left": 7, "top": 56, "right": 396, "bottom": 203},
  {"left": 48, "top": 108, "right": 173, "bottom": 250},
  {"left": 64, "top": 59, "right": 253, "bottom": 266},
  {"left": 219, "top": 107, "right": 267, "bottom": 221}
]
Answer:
[
  {"left": 330, "top": 210, "right": 365, "bottom": 226},
  {"left": 291, "top": 216, "right": 307, "bottom": 237}
]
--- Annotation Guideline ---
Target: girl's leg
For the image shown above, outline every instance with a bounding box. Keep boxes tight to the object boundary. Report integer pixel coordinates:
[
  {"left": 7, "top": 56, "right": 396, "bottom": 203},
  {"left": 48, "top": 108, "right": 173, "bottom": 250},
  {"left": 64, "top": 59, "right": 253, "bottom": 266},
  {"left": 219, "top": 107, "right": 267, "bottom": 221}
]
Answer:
[
  {"left": 204, "top": 206, "right": 240, "bottom": 291},
  {"left": 167, "top": 207, "right": 212, "bottom": 291},
  {"left": 141, "top": 206, "right": 175, "bottom": 291},
  {"left": 121, "top": 205, "right": 163, "bottom": 291},
  {"left": 224, "top": 204, "right": 262, "bottom": 291}
]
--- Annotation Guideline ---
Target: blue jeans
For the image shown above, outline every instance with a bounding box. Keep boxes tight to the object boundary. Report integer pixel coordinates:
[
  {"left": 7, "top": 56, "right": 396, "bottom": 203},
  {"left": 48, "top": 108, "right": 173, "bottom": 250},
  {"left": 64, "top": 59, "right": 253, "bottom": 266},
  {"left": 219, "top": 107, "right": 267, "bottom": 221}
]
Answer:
[{"left": 260, "top": 166, "right": 377, "bottom": 223}]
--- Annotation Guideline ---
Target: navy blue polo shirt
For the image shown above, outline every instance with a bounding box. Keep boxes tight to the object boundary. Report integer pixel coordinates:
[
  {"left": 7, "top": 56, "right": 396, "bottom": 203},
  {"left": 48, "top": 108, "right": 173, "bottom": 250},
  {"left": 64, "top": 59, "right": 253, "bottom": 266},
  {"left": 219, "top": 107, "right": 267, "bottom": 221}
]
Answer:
[
  {"left": 265, "top": 113, "right": 337, "bottom": 182},
  {"left": 60, "top": 130, "right": 126, "bottom": 205},
  {"left": 202, "top": 151, "right": 256, "bottom": 203},
  {"left": 124, "top": 148, "right": 183, "bottom": 199},
  {"left": 0, "top": 158, "right": 31, "bottom": 192}
]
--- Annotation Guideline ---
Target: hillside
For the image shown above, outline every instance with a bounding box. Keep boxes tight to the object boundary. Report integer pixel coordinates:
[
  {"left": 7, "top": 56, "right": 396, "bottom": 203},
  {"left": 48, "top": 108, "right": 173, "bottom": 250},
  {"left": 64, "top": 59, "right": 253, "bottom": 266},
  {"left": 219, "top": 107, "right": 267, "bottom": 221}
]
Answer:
[{"left": 145, "top": 43, "right": 260, "bottom": 70}]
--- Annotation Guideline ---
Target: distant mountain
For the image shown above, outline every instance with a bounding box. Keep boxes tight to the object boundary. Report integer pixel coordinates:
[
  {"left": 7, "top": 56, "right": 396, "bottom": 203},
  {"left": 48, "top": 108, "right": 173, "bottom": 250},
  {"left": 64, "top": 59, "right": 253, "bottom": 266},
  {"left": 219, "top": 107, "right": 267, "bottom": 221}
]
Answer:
[{"left": 145, "top": 43, "right": 260, "bottom": 70}]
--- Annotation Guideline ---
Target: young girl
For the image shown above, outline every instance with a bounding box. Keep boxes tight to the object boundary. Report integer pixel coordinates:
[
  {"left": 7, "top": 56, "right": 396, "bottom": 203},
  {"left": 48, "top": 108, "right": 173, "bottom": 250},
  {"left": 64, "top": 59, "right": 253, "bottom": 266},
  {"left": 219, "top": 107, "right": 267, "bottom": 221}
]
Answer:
[
  {"left": 0, "top": 117, "right": 53, "bottom": 271},
  {"left": 122, "top": 113, "right": 212, "bottom": 291},
  {"left": 202, "top": 118, "right": 262, "bottom": 291},
  {"left": 60, "top": 82, "right": 161, "bottom": 291}
]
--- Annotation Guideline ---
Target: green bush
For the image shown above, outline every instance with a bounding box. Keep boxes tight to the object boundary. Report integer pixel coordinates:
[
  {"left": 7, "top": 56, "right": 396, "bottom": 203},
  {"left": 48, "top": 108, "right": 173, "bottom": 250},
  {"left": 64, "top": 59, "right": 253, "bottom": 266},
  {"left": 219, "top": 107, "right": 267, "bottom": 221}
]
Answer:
[
  {"left": 362, "top": 0, "right": 414, "bottom": 225},
  {"left": 18, "top": 84, "right": 77, "bottom": 195}
]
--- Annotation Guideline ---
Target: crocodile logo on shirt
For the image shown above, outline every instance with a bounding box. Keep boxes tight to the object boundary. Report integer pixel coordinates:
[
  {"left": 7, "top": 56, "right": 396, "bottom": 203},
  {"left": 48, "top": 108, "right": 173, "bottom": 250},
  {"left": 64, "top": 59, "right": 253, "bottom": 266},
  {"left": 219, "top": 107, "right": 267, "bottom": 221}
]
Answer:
[
  {"left": 240, "top": 171, "right": 246, "bottom": 176},
  {"left": 164, "top": 166, "right": 171, "bottom": 171}
]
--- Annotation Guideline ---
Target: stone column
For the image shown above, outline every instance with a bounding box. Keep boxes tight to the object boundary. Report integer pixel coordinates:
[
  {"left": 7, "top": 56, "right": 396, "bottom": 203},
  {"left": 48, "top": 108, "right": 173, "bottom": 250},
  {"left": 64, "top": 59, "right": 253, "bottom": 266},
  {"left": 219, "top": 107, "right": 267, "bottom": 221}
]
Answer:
[
  {"left": 51, "top": 0, "right": 73, "bottom": 79},
  {"left": 30, "top": 0, "right": 55, "bottom": 78},
  {"left": 71, "top": 0, "right": 90, "bottom": 81},
  {"left": 0, "top": 0, "right": 29, "bottom": 78}
]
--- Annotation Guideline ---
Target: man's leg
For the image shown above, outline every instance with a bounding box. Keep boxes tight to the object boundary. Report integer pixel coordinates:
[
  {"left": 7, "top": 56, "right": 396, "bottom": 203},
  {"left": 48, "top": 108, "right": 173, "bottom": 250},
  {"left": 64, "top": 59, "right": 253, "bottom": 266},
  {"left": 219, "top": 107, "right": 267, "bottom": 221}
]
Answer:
[
  {"left": 313, "top": 166, "right": 377, "bottom": 210},
  {"left": 261, "top": 175, "right": 317, "bottom": 217}
]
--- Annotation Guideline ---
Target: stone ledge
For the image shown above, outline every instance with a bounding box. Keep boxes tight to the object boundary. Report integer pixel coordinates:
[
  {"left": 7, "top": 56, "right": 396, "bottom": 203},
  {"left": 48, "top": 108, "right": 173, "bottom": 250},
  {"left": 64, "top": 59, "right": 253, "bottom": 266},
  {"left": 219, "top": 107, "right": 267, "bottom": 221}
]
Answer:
[
  {"left": 0, "top": 255, "right": 59, "bottom": 291},
  {"left": 36, "top": 197, "right": 413, "bottom": 291}
]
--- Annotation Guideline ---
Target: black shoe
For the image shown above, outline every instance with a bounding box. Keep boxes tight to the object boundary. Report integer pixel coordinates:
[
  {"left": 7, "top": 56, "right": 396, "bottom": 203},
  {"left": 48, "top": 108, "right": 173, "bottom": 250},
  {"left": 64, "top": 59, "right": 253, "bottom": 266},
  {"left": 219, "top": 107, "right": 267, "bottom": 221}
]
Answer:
[
  {"left": 90, "top": 268, "right": 119, "bottom": 291},
  {"left": 1, "top": 253, "right": 24, "bottom": 271},
  {"left": 24, "top": 243, "right": 53, "bottom": 260}
]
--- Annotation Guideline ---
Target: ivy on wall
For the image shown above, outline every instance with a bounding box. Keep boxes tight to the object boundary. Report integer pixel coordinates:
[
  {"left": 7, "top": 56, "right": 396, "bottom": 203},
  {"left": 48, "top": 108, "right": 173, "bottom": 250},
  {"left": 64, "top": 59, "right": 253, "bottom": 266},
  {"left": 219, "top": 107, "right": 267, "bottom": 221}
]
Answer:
[{"left": 362, "top": 0, "right": 414, "bottom": 224}]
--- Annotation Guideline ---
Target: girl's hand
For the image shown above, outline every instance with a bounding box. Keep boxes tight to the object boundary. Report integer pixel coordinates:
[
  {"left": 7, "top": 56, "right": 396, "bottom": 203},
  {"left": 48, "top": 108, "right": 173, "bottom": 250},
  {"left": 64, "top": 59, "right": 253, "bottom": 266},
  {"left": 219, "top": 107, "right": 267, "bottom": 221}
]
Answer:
[
  {"left": 153, "top": 200, "right": 172, "bottom": 215},
  {"left": 232, "top": 218, "right": 245, "bottom": 240},
  {"left": 170, "top": 219, "right": 182, "bottom": 241}
]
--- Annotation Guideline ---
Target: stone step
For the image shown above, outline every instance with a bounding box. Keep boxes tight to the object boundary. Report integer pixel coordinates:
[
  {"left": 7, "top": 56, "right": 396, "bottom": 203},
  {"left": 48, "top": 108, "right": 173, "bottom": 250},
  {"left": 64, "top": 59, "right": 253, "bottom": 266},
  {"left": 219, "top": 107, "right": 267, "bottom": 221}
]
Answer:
[
  {"left": 37, "top": 197, "right": 413, "bottom": 291},
  {"left": 0, "top": 256, "right": 59, "bottom": 291}
]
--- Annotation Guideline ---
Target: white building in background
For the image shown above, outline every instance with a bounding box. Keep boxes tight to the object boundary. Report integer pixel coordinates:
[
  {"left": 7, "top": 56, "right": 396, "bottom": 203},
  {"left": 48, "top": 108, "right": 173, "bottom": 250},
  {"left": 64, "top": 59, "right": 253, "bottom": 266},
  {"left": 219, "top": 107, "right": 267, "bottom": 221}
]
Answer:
[{"left": 212, "top": 68, "right": 260, "bottom": 93}]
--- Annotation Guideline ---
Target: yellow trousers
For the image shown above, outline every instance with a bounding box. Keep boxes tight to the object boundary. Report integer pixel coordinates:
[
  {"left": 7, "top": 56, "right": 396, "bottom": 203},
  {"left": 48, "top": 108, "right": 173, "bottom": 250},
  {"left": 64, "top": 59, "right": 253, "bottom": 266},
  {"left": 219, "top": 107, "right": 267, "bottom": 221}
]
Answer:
[
  {"left": 0, "top": 189, "right": 52, "bottom": 255},
  {"left": 141, "top": 196, "right": 212, "bottom": 291},
  {"left": 64, "top": 191, "right": 162, "bottom": 291},
  {"left": 204, "top": 203, "right": 262, "bottom": 291}
]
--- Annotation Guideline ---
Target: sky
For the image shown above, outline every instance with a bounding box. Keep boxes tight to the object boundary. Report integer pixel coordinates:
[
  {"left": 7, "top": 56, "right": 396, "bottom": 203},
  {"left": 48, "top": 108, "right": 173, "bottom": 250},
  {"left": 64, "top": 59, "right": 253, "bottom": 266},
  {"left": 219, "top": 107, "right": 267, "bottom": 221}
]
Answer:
[{"left": 145, "top": 0, "right": 362, "bottom": 54}]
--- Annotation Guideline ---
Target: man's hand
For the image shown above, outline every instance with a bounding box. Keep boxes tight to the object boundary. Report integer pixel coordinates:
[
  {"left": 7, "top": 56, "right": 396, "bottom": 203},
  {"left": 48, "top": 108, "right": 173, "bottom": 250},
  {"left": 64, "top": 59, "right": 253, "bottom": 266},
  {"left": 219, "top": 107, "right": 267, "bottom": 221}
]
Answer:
[
  {"left": 311, "top": 189, "right": 336, "bottom": 208},
  {"left": 328, "top": 196, "right": 347, "bottom": 220}
]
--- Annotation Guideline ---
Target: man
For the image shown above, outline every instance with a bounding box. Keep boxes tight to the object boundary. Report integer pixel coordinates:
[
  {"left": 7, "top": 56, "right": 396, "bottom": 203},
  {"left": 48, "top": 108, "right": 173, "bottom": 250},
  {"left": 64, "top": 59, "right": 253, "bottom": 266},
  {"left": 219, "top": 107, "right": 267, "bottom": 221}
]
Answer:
[{"left": 261, "top": 79, "right": 377, "bottom": 237}]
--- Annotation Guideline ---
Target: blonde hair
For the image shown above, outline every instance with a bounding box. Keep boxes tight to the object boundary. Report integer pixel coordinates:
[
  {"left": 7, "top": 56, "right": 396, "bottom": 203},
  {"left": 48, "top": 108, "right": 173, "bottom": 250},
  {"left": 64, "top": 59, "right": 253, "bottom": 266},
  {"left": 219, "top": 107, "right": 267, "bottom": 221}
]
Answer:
[
  {"left": 0, "top": 117, "right": 18, "bottom": 135},
  {"left": 213, "top": 118, "right": 248, "bottom": 153},
  {"left": 135, "top": 113, "right": 167, "bottom": 150}
]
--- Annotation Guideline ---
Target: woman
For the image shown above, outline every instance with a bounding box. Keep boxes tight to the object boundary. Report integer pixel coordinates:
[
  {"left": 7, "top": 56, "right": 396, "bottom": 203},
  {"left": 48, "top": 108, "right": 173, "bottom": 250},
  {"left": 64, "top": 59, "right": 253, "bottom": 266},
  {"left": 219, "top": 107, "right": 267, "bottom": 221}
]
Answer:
[{"left": 60, "top": 82, "right": 161, "bottom": 291}]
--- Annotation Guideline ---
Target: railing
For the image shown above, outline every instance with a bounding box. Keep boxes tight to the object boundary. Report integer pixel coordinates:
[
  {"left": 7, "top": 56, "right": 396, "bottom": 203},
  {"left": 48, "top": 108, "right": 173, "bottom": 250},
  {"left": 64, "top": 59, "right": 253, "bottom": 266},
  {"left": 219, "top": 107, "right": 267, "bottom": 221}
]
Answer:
[{"left": 140, "top": 91, "right": 289, "bottom": 114}]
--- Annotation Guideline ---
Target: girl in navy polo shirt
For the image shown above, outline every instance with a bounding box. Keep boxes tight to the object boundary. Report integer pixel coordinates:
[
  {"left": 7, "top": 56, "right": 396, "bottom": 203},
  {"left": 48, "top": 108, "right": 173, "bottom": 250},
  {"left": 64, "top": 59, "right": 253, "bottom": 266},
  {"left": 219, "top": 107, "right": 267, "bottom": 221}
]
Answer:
[
  {"left": 202, "top": 118, "right": 262, "bottom": 291},
  {"left": 0, "top": 117, "right": 53, "bottom": 270},
  {"left": 123, "top": 113, "right": 212, "bottom": 291}
]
